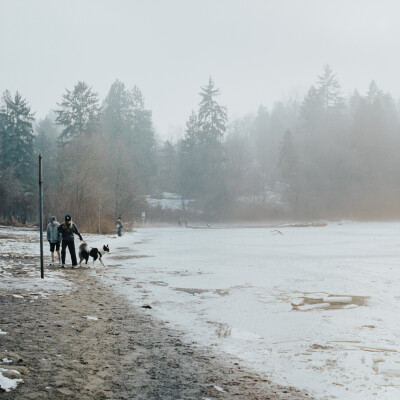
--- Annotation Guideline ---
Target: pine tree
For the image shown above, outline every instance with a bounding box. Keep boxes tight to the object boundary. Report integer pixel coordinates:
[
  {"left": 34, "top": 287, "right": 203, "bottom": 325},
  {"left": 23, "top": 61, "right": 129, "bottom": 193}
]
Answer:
[
  {"left": 178, "top": 111, "right": 201, "bottom": 199},
  {"left": 366, "top": 80, "right": 381, "bottom": 103},
  {"left": 178, "top": 79, "right": 228, "bottom": 215},
  {"left": 129, "top": 86, "right": 155, "bottom": 191},
  {"left": 198, "top": 77, "right": 227, "bottom": 142},
  {"left": 55, "top": 81, "right": 100, "bottom": 142},
  {"left": 183, "top": 110, "right": 200, "bottom": 146},
  {"left": 35, "top": 115, "right": 58, "bottom": 159},
  {"left": 102, "top": 80, "right": 132, "bottom": 139},
  {"left": 300, "top": 86, "right": 323, "bottom": 131},
  {"left": 317, "top": 65, "right": 344, "bottom": 114},
  {"left": 0, "top": 91, "right": 35, "bottom": 184}
]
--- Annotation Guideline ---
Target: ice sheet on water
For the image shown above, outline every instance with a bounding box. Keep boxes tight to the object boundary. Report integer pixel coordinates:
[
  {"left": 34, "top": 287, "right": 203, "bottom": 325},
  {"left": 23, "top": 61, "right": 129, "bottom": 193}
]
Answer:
[{"left": 97, "top": 222, "right": 400, "bottom": 399}]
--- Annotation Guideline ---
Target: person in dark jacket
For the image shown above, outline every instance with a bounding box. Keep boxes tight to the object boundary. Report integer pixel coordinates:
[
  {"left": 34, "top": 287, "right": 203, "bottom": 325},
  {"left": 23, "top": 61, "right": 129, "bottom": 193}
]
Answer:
[
  {"left": 58, "top": 214, "right": 83, "bottom": 268},
  {"left": 116, "top": 217, "right": 123, "bottom": 237},
  {"left": 46, "top": 216, "right": 62, "bottom": 266}
]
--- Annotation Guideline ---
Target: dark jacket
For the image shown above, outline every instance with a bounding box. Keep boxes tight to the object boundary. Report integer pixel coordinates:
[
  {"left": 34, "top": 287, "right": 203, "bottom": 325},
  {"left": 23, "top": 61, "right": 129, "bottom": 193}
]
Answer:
[{"left": 58, "top": 222, "right": 83, "bottom": 242}]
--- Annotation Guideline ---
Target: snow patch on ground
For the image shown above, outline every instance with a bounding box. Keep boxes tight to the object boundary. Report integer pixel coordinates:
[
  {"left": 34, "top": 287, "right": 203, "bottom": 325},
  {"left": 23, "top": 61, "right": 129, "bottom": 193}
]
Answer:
[
  {"left": 0, "top": 367, "right": 23, "bottom": 392},
  {"left": 85, "top": 316, "right": 98, "bottom": 321},
  {"left": 145, "top": 192, "right": 192, "bottom": 211},
  {"left": 0, "top": 226, "right": 74, "bottom": 293}
]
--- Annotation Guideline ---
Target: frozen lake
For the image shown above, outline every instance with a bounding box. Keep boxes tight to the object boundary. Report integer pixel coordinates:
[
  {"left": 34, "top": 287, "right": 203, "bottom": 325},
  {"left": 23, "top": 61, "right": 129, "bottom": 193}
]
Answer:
[{"left": 102, "top": 222, "right": 400, "bottom": 399}]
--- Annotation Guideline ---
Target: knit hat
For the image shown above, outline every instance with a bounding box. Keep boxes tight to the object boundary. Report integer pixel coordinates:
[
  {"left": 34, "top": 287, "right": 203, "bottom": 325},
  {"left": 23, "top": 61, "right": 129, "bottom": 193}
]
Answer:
[{"left": 50, "top": 216, "right": 56, "bottom": 222}]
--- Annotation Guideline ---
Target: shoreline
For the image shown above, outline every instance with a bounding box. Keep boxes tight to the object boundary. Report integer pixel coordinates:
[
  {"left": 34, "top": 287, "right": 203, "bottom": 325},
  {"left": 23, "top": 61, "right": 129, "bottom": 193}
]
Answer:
[{"left": 0, "top": 256, "right": 313, "bottom": 399}]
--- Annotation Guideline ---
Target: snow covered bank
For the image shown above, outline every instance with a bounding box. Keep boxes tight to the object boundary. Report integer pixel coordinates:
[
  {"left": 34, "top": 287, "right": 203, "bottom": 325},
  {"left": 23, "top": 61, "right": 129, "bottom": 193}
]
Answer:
[
  {"left": 0, "top": 226, "right": 74, "bottom": 293},
  {"left": 100, "top": 222, "right": 400, "bottom": 399}
]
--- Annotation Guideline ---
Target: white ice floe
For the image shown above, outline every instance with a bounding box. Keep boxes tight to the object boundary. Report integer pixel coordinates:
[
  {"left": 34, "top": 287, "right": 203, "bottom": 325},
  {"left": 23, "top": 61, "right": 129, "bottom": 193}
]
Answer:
[
  {"left": 323, "top": 296, "right": 352, "bottom": 303},
  {"left": 213, "top": 385, "right": 225, "bottom": 392},
  {"left": 12, "top": 294, "right": 24, "bottom": 299},
  {"left": 378, "top": 363, "right": 400, "bottom": 377},
  {"left": 85, "top": 316, "right": 98, "bottom": 320},
  {"left": 0, "top": 368, "right": 23, "bottom": 392},
  {"left": 100, "top": 222, "right": 400, "bottom": 400},
  {"left": 0, "top": 329, "right": 7, "bottom": 335},
  {"left": 297, "top": 303, "right": 330, "bottom": 311},
  {"left": 1, "top": 358, "right": 12, "bottom": 364}
]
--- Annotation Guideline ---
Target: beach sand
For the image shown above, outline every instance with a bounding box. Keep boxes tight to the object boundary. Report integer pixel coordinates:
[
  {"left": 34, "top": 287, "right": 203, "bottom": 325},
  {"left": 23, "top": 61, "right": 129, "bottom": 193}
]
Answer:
[{"left": 0, "top": 254, "right": 312, "bottom": 399}]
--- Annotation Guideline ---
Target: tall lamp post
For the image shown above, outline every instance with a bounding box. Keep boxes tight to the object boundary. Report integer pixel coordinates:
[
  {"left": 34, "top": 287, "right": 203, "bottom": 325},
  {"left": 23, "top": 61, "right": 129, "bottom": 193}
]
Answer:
[{"left": 38, "top": 155, "right": 44, "bottom": 279}]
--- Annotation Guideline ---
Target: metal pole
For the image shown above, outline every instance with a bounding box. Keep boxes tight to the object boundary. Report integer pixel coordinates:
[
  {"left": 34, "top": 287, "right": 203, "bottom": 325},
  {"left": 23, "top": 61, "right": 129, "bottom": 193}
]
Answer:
[{"left": 39, "top": 155, "right": 44, "bottom": 279}]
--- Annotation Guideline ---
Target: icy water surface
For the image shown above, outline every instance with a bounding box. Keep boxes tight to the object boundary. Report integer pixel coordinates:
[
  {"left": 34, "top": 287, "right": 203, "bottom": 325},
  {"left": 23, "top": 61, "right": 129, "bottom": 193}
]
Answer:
[{"left": 102, "top": 222, "right": 400, "bottom": 399}]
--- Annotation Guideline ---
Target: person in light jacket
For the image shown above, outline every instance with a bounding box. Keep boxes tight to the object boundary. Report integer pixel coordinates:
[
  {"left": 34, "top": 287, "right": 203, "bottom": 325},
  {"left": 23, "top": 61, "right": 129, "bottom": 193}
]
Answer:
[{"left": 46, "top": 216, "right": 62, "bottom": 265}]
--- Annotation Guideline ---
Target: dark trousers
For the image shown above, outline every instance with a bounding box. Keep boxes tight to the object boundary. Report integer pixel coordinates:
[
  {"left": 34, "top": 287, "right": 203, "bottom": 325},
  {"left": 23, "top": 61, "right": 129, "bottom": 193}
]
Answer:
[
  {"left": 118, "top": 227, "right": 122, "bottom": 237},
  {"left": 61, "top": 240, "right": 77, "bottom": 266}
]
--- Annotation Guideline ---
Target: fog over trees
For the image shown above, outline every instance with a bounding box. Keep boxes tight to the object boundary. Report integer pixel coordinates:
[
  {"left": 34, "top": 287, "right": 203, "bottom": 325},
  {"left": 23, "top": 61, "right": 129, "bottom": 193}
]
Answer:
[{"left": 1, "top": 66, "right": 400, "bottom": 229}]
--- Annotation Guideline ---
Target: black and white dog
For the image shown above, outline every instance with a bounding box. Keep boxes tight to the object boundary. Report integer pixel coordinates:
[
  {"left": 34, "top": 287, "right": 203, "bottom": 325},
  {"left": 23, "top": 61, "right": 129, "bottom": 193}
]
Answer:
[{"left": 79, "top": 242, "right": 110, "bottom": 267}]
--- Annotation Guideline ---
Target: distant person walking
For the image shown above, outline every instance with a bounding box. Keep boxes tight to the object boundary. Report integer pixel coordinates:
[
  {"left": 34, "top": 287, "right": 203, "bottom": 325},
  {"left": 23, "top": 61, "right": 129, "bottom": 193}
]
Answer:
[
  {"left": 116, "top": 217, "right": 123, "bottom": 237},
  {"left": 46, "top": 216, "right": 62, "bottom": 266},
  {"left": 58, "top": 214, "right": 83, "bottom": 268}
]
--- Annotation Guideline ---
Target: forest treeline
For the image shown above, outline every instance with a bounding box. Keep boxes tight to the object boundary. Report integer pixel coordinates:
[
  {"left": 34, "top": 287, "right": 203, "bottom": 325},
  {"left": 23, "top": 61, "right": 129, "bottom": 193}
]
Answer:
[{"left": 1, "top": 65, "right": 400, "bottom": 230}]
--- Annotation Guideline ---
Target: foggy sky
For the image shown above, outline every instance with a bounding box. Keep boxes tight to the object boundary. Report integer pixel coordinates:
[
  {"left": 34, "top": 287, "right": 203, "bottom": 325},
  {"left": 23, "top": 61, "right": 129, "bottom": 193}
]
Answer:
[{"left": 1, "top": 0, "right": 399, "bottom": 137}]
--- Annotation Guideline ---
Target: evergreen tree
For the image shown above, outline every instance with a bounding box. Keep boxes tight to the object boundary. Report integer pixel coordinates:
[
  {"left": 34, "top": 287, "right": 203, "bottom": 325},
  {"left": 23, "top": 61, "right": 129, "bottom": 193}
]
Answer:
[
  {"left": 178, "top": 78, "right": 228, "bottom": 216},
  {"left": 102, "top": 80, "right": 132, "bottom": 139},
  {"left": 198, "top": 77, "right": 227, "bottom": 142},
  {"left": 129, "top": 86, "right": 155, "bottom": 191},
  {"left": 102, "top": 82, "right": 155, "bottom": 218},
  {"left": 179, "top": 111, "right": 202, "bottom": 199},
  {"left": 0, "top": 90, "right": 35, "bottom": 184},
  {"left": 317, "top": 65, "right": 344, "bottom": 114},
  {"left": 183, "top": 110, "right": 200, "bottom": 146},
  {"left": 55, "top": 81, "right": 100, "bottom": 142},
  {"left": 35, "top": 115, "right": 59, "bottom": 159},
  {"left": 0, "top": 91, "right": 36, "bottom": 223},
  {"left": 300, "top": 86, "right": 323, "bottom": 131},
  {"left": 366, "top": 80, "right": 381, "bottom": 103}
]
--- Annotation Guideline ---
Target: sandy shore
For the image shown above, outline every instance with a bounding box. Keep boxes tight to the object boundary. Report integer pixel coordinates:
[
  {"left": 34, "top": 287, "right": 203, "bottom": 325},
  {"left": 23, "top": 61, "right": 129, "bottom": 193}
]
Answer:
[{"left": 0, "top": 254, "right": 313, "bottom": 399}]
